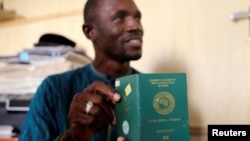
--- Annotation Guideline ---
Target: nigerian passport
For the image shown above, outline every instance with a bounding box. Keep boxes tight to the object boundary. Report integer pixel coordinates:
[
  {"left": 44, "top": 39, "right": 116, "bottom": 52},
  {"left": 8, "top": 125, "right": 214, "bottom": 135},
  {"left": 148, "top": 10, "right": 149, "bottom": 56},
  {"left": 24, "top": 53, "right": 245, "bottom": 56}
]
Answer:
[{"left": 115, "top": 73, "right": 190, "bottom": 141}]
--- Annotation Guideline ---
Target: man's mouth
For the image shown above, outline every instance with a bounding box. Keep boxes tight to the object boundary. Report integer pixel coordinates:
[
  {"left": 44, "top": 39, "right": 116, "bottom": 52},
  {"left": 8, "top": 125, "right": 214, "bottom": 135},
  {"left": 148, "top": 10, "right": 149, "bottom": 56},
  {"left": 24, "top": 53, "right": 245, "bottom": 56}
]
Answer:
[{"left": 125, "top": 38, "right": 142, "bottom": 47}]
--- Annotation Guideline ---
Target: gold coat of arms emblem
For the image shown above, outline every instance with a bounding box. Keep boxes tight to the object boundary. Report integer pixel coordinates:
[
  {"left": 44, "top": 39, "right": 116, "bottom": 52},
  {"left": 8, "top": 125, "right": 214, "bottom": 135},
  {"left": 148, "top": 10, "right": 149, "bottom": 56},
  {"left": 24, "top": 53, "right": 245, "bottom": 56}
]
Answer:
[{"left": 153, "top": 92, "right": 175, "bottom": 115}]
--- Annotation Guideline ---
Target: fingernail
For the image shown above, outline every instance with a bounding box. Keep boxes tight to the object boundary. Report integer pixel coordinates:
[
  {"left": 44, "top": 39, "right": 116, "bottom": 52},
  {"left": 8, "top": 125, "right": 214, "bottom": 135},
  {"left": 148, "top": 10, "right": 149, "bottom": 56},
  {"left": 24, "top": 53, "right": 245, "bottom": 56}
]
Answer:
[
  {"left": 113, "top": 92, "right": 121, "bottom": 101},
  {"left": 117, "top": 137, "right": 126, "bottom": 141}
]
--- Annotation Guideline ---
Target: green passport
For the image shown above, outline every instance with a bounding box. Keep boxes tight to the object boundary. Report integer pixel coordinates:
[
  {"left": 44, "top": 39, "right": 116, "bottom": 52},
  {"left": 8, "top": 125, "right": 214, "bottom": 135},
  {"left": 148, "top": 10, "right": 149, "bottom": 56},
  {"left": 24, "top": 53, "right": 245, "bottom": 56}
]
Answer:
[{"left": 115, "top": 73, "right": 190, "bottom": 141}]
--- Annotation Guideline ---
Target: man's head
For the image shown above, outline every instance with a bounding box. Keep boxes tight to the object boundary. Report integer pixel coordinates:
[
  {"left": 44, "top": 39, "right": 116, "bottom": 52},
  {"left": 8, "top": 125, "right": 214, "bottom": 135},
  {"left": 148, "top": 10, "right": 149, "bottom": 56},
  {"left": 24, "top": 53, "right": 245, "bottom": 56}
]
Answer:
[{"left": 82, "top": 0, "right": 143, "bottom": 62}]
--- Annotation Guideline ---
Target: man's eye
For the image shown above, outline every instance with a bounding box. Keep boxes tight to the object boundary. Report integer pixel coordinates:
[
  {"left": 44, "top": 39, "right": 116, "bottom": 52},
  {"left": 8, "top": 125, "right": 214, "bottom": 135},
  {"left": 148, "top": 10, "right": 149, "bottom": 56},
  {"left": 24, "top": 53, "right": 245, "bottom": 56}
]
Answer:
[
  {"left": 135, "top": 13, "right": 141, "bottom": 20},
  {"left": 115, "top": 14, "right": 125, "bottom": 22}
]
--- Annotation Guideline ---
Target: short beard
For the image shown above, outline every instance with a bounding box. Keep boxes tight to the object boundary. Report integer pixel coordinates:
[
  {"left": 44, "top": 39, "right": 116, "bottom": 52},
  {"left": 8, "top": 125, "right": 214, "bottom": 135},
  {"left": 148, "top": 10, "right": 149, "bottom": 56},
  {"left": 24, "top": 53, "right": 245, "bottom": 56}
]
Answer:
[{"left": 115, "top": 54, "right": 142, "bottom": 62}]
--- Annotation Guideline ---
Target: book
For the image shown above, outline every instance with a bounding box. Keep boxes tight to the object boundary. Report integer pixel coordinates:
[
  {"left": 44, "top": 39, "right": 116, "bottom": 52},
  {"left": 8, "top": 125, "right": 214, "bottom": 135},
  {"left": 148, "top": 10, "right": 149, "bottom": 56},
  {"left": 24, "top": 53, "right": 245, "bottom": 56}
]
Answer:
[{"left": 115, "top": 73, "right": 190, "bottom": 141}]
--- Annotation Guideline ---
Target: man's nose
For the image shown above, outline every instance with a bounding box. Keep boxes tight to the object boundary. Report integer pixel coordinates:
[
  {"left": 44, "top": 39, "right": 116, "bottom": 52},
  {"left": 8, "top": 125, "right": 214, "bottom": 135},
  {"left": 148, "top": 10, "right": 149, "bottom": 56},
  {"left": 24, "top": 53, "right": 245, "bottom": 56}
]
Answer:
[{"left": 126, "top": 17, "right": 143, "bottom": 31}]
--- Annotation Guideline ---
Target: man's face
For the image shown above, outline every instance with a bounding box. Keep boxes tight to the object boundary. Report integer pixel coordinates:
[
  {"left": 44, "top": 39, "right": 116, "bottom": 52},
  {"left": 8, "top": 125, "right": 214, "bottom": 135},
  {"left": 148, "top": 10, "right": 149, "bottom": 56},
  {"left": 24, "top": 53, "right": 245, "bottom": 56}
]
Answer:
[{"left": 93, "top": 0, "right": 143, "bottom": 62}]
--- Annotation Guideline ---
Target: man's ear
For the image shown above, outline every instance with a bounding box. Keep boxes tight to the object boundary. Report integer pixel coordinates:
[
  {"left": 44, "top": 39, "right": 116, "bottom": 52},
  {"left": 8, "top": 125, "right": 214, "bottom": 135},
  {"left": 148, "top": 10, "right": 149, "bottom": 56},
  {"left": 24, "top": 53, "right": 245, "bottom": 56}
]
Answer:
[{"left": 82, "top": 24, "right": 96, "bottom": 41}]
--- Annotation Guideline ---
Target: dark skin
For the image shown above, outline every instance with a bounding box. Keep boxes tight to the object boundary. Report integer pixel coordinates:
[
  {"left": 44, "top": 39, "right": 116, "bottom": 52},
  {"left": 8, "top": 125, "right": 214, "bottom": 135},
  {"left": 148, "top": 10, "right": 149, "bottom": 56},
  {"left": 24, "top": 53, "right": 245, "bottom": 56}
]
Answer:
[{"left": 60, "top": 0, "right": 143, "bottom": 140}]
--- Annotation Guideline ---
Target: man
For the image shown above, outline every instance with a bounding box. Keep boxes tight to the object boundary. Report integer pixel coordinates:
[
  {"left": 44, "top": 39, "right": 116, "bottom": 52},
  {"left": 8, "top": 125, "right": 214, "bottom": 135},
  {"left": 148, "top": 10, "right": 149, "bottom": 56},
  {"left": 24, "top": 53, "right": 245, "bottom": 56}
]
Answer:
[{"left": 19, "top": 0, "right": 143, "bottom": 140}]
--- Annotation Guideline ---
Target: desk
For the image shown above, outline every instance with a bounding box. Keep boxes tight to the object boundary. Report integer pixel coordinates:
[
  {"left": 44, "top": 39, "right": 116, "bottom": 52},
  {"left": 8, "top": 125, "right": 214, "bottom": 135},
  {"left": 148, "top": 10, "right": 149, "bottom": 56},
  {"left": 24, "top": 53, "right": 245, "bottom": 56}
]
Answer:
[
  {"left": 0, "top": 138, "right": 18, "bottom": 141},
  {"left": 0, "top": 102, "right": 27, "bottom": 133}
]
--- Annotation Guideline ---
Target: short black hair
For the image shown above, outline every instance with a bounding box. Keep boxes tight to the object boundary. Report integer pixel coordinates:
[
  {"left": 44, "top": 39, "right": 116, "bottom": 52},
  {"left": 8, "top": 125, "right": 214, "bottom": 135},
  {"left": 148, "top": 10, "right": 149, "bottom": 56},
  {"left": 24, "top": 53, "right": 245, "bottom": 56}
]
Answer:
[{"left": 83, "top": 0, "right": 100, "bottom": 24}]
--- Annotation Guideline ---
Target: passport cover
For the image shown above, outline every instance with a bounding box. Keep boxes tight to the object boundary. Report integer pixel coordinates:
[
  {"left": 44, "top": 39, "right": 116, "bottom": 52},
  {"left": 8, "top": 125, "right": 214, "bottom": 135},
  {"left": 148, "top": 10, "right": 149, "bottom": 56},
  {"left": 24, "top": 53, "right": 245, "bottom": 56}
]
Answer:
[{"left": 115, "top": 73, "right": 190, "bottom": 141}]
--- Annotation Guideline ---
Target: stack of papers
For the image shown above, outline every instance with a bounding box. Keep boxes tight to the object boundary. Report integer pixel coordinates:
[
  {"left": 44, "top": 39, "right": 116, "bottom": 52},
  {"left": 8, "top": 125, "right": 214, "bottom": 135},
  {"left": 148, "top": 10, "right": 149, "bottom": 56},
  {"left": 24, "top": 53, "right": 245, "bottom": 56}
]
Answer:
[
  {"left": 0, "top": 46, "right": 92, "bottom": 102},
  {"left": 0, "top": 125, "right": 16, "bottom": 138}
]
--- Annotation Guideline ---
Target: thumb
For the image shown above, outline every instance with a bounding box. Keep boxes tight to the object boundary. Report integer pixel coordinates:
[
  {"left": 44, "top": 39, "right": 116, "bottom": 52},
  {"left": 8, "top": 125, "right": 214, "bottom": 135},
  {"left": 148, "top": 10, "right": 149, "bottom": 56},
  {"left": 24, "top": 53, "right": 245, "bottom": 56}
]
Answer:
[{"left": 117, "top": 136, "right": 127, "bottom": 141}]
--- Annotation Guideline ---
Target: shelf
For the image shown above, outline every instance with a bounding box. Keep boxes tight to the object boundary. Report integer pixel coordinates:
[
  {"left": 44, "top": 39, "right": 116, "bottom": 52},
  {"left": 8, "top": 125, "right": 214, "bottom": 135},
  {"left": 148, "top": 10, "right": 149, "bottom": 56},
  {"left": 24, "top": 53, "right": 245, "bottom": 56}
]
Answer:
[
  {"left": 0, "top": 10, "right": 18, "bottom": 21},
  {"left": 0, "top": 10, "right": 81, "bottom": 27}
]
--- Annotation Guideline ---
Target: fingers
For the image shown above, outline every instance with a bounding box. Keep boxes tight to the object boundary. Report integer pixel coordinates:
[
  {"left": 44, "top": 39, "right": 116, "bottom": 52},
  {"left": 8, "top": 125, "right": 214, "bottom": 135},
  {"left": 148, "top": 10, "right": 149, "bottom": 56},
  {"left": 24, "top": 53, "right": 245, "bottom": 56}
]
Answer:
[
  {"left": 80, "top": 81, "right": 121, "bottom": 124},
  {"left": 73, "top": 91, "right": 116, "bottom": 125},
  {"left": 68, "top": 81, "right": 121, "bottom": 136},
  {"left": 84, "top": 81, "right": 121, "bottom": 103},
  {"left": 69, "top": 100, "right": 110, "bottom": 132}
]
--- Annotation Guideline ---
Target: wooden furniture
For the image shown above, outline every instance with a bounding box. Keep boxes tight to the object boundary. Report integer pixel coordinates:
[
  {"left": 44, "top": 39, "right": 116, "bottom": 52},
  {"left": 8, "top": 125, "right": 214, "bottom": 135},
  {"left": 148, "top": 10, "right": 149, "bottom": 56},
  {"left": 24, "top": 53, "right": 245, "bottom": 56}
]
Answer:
[{"left": 0, "top": 138, "right": 18, "bottom": 141}]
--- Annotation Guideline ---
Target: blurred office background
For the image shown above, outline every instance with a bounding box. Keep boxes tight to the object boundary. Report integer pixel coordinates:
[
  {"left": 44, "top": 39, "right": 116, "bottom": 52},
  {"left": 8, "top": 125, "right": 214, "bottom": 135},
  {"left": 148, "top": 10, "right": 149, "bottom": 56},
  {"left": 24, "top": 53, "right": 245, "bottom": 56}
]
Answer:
[{"left": 0, "top": 0, "right": 249, "bottom": 140}]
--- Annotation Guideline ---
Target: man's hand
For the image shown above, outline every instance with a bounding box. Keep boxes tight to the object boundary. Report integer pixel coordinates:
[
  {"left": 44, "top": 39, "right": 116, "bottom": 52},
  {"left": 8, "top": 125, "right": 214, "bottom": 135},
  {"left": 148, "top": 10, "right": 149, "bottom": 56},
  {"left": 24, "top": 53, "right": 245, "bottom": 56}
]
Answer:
[{"left": 60, "top": 81, "right": 121, "bottom": 141}]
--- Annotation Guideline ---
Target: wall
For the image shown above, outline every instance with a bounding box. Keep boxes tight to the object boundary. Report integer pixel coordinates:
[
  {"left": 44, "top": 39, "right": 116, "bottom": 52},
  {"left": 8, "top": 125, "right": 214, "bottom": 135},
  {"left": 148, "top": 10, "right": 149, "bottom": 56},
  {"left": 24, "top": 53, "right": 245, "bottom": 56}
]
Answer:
[
  {"left": 0, "top": 0, "right": 250, "bottom": 140},
  {"left": 0, "top": 0, "right": 90, "bottom": 56},
  {"left": 134, "top": 0, "right": 250, "bottom": 128}
]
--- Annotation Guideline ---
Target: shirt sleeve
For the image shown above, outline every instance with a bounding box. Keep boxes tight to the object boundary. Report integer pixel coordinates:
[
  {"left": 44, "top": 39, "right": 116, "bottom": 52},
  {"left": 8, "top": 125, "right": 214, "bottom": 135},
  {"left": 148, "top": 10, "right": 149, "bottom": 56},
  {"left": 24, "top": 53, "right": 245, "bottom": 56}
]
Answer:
[{"left": 19, "top": 77, "right": 61, "bottom": 141}]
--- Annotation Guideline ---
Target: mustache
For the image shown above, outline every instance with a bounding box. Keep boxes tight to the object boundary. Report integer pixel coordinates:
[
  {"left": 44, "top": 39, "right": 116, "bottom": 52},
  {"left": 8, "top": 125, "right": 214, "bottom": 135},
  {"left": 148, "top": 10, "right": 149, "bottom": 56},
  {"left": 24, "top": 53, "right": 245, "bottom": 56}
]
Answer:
[{"left": 124, "top": 31, "right": 143, "bottom": 42}]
